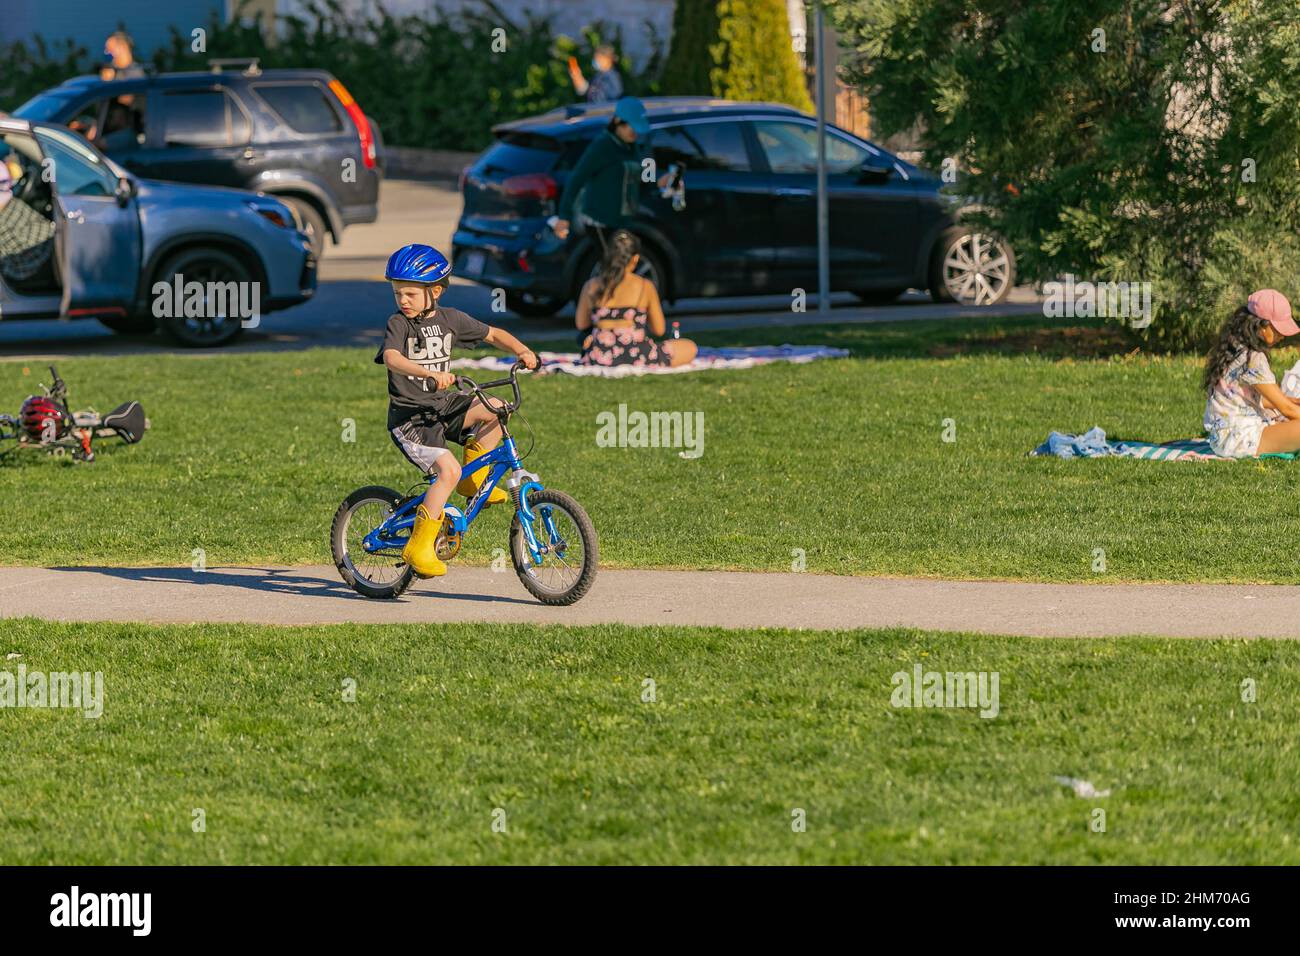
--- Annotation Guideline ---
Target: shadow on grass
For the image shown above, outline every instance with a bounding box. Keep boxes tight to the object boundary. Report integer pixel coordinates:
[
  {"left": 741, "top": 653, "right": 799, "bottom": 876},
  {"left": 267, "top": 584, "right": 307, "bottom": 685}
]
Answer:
[
  {"left": 689, "top": 313, "right": 1140, "bottom": 360},
  {"left": 49, "top": 565, "right": 538, "bottom": 606}
]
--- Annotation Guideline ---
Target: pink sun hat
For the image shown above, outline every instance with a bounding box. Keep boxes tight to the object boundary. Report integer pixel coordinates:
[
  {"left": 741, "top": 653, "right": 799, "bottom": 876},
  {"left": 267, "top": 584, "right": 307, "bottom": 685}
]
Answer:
[{"left": 1248, "top": 289, "right": 1299, "bottom": 336}]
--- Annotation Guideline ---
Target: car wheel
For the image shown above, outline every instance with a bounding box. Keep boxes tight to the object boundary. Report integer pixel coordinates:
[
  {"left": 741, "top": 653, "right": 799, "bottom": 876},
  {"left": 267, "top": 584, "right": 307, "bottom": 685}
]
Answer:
[
  {"left": 854, "top": 288, "right": 908, "bottom": 305},
  {"left": 505, "top": 292, "right": 565, "bottom": 318},
  {"left": 930, "top": 228, "right": 1016, "bottom": 305},
  {"left": 152, "top": 247, "right": 253, "bottom": 348},
  {"left": 282, "top": 197, "right": 327, "bottom": 259},
  {"left": 99, "top": 314, "right": 156, "bottom": 335}
]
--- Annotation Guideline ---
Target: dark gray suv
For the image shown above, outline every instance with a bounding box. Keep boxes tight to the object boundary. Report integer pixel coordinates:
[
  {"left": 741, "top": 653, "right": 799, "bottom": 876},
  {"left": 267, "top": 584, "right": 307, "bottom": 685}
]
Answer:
[{"left": 15, "top": 59, "right": 383, "bottom": 258}]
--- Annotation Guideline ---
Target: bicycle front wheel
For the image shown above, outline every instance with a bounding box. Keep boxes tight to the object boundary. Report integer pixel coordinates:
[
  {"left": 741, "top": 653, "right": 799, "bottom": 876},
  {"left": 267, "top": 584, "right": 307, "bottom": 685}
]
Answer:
[{"left": 509, "top": 488, "right": 598, "bottom": 606}]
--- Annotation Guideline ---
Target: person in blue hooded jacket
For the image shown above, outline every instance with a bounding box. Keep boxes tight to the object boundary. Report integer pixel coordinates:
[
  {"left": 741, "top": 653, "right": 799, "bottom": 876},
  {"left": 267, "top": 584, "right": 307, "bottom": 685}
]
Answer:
[{"left": 552, "top": 98, "right": 669, "bottom": 250}]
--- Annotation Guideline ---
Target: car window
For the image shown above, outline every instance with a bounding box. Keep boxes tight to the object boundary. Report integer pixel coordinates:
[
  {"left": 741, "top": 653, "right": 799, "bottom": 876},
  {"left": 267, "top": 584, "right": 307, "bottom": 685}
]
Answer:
[
  {"left": 12, "top": 93, "right": 78, "bottom": 122},
  {"left": 551, "top": 137, "right": 590, "bottom": 173},
  {"left": 162, "top": 89, "right": 248, "bottom": 147},
  {"left": 67, "top": 95, "right": 149, "bottom": 153},
  {"left": 97, "top": 94, "right": 148, "bottom": 152},
  {"left": 34, "top": 129, "right": 118, "bottom": 197},
  {"left": 253, "top": 83, "right": 343, "bottom": 134},
  {"left": 480, "top": 136, "right": 562, "bottom": 174},
  {"left": 752, "top": 120, "right": 872, "bottom": 175},
  {"left": 652, "top": 122, "right": 750, "bottom": 171}
]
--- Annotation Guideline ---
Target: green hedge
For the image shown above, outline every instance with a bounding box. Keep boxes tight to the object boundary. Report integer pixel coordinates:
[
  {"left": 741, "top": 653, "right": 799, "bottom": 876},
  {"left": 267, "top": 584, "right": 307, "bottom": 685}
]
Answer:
[{"left": 0, "top": 0, "right": 663, "bottom": 152}]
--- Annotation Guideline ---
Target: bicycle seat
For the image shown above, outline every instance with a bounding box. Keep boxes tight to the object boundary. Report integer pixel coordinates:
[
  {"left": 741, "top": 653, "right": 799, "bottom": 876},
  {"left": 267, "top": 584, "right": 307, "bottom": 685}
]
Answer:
[{"left": 103, "top": 401, "right": 147, "bottom": 444}]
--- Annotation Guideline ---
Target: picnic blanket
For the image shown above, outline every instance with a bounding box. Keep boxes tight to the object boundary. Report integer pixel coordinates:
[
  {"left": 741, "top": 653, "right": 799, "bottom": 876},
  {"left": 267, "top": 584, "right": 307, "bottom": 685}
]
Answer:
[
  {"left": 1031, "top": 426, "right": 1295, "bottom": 461},
  {"left": 450, "top": 344, "right": 850, "bottom": 377}
]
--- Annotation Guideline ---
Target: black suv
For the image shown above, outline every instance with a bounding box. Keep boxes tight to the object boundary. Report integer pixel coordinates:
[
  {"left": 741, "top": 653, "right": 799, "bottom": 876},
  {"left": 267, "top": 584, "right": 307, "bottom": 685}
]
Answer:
[
  {"left": 15, "top": 59, "right": 383, "bottom": 257},
  {"left": 452, "top": 97, "right": 1015, "bottom": 316}
]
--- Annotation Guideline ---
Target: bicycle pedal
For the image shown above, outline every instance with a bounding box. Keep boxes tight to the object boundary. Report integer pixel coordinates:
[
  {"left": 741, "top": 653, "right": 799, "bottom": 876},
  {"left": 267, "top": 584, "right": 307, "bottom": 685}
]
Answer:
[{"left": 435, "top": 517, "right": 463, "bottom": 561}]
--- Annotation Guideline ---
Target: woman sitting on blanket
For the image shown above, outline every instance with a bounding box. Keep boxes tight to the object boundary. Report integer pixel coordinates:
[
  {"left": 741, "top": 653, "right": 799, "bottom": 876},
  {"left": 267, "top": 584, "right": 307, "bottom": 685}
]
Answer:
[
  {"left": 576, "top": 230, "right": 697, "bottom": 367},
  {"left": 1203, "top": 289, "right": 1300, "bottom": 457}
]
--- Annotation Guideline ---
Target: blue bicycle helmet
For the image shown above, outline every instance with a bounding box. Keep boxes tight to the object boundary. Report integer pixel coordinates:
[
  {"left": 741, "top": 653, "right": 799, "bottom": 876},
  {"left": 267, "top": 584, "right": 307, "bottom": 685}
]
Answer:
[{"left": 385, "top": 244, "right": 452, "bottom": 284}]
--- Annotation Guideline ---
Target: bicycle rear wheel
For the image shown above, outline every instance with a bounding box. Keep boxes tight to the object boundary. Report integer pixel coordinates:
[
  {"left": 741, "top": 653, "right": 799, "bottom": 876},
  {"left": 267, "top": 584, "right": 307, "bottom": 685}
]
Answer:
[
  {"left": 509, "top": 488, "right": 598, "bottom": 606},
  {"left": 331, "top": 485, "right": 416, "bottom": 599}
]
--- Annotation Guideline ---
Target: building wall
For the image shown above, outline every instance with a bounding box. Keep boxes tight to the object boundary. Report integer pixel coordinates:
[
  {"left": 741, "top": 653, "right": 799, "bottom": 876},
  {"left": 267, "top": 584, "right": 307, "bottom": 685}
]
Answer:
[
  {"left": 0, "top": 0, "right": 228, "bottom": 56},
  {"left": 276, "top": 0, "right": 675, "bottom": 66}
]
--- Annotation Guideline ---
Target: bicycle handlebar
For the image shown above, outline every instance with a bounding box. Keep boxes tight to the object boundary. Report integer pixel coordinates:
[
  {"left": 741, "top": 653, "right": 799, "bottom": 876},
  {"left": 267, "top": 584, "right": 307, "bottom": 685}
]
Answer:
[
  {"left": 44, "top": 365, "right": 67, "bottom": 401},
  {"left": 455, "top": 360, "right": 530, "bottom": 414}
]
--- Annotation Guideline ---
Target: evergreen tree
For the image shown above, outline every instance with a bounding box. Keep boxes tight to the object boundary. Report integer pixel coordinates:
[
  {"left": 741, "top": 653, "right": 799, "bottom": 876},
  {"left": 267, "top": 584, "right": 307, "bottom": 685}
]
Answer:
[
  {"left": 663, "top": 0, "right": 813, "bottom": 111},
  {"left": 714, "top": 0, "right": 813, "bottom": 111},
  {"left": 662, "top": 0, "right": 722, "bottom": 96}
]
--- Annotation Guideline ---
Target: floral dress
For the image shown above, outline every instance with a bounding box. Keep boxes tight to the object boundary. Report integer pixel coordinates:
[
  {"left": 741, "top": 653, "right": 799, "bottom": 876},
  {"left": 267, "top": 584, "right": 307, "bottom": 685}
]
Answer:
[
  {"left": 580, "top": 304, "right": 671, "bottom": 367},
  {"left": 1203, "top": 349, "right": 1282, "bottom": 458}
]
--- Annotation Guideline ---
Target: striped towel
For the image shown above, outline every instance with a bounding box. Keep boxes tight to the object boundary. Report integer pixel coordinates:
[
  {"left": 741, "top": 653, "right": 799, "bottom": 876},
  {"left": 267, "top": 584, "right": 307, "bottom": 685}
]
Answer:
[
  {"left": 1112, "top": 438, "right": 1234, "bottom": 461},
  {"left": 1031, "top": 428, "right": 1295, "bottom": 461}
]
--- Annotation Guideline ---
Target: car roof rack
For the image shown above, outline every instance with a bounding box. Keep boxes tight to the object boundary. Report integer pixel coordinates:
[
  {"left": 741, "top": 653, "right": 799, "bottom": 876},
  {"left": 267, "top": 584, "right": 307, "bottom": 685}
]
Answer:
[{"left": 208, "top": 57, "right": 261, "bottom": 76}]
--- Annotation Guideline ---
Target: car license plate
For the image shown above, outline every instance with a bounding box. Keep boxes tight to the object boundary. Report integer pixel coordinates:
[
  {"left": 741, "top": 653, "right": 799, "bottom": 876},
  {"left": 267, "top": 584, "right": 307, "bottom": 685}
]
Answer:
[{"left": 463, "top": 251, "right": 486, "bottom": 277}]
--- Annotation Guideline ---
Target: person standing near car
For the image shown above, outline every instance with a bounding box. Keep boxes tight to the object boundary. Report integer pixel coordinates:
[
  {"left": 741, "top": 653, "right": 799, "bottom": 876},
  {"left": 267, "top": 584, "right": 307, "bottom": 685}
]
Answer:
[
  {"left": 567, "top": 45, "right": 623, "bottom": 104},
  {"left": 101, "top": 31, "right": 145, "bottom": 82},
  {"left": 80, "top": 30, "right": 144, "bottom": 144},
  {"left": 552, "top": 97, "right": 666, "bottom": 250}
]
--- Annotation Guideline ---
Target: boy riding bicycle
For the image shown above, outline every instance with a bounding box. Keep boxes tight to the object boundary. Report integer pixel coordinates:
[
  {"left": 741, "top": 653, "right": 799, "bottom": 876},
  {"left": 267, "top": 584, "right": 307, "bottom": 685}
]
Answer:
[{"left": 377, "top": 244, "right": 540, "bottom": 578}]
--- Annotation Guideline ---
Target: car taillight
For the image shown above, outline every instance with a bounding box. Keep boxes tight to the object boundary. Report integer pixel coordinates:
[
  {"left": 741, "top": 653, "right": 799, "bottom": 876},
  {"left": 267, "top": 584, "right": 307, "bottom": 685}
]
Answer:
[
  {"left": 328, "top": 79, "right": 375, "bottom": 170},
  {"left": 459, "top": 165, "right": 470, "bottom": 193},
  {"left": 501, "top": 173, "right": 557, "bottom": 200}
]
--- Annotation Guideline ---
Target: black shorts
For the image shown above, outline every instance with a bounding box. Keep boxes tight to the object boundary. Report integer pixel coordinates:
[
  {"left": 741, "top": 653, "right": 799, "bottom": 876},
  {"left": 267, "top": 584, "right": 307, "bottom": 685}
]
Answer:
[{"left": 388, "top": 394, "right": 475, "bottom": 474}]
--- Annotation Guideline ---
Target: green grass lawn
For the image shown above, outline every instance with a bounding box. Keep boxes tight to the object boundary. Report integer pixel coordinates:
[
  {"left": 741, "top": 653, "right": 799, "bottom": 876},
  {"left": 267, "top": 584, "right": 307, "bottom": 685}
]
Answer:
[
  {"left": 1, "top": 618, "right": 1295, "bottom": 865},
  {"left": 1, "top": 313, "right": 1297, "bottom": 582}
]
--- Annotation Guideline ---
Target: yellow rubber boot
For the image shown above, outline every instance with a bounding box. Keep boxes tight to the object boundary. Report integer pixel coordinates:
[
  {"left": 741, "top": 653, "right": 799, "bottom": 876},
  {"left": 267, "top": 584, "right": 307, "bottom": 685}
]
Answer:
[
  {"left": 402, "top": 505, "right": 447, "bottom": 578},
  {"left": 456, "top": 439, "right": 508, "bottom": 504}
]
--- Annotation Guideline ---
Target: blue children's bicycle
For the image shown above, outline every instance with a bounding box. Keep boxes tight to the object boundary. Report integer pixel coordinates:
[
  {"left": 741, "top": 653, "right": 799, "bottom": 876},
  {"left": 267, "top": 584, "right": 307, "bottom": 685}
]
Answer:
[{"left": 330, "top": 362, "right": 598, "bottom": 604}]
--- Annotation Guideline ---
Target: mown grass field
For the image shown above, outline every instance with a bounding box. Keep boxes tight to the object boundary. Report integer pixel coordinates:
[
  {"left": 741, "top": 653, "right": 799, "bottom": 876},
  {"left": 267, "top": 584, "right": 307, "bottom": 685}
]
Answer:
[
  {"left": 1, "top": 618, "right": 1296, "bottom": 865},
  {"left": 1, "top": 314, "right": 1296, "bottom": 583}
]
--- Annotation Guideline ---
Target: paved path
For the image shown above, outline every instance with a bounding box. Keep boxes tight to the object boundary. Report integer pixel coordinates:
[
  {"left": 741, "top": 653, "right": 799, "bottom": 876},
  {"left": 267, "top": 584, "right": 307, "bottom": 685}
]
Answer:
[{"left": 0, "top": 565, "right": 1297, "bottom": 637}]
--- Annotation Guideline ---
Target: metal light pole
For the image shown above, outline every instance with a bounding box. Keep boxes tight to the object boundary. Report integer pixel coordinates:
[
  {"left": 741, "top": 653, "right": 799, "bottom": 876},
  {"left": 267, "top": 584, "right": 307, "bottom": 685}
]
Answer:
[{"left": 814, "top": 4, "right": 830, "bottom": 315}]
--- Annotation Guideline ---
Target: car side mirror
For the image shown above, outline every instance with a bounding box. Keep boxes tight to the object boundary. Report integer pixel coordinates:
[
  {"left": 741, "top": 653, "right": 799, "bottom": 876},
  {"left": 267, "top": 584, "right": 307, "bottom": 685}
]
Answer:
[
  {"left": 857, "top": 161, "right": 893, "bottom": 184},
  {"left": 115, "top": 176, "right": 135, "bottom": 207}
]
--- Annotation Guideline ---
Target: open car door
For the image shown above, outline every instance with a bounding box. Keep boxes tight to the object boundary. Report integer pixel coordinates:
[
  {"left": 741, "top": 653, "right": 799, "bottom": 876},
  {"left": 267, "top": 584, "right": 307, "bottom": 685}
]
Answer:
[
  {"left": 0, "top": 123, "right": 62, "bottom": 318},
  {"left": 34, "top": 126, "right": 141, "bottom": 320}
]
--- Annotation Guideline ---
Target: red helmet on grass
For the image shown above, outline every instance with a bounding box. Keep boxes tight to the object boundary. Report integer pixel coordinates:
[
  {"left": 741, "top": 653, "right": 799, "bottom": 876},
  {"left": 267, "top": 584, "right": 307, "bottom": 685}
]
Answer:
[{"left": 21, "top": 396, "right": 67, "bottom": 442}]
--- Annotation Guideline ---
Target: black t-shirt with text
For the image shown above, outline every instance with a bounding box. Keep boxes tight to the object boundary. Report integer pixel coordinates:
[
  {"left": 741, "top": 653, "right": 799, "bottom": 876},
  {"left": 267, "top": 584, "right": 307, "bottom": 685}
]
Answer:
[{"left": 375, "top": 307, "right": 490, "bottom": 417}]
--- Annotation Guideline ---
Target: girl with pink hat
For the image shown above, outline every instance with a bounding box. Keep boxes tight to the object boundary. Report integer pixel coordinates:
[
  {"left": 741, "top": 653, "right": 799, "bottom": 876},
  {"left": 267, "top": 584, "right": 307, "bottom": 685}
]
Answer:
[{"left": 1203, "top": 289, "right": 1300, "bottom": 457}]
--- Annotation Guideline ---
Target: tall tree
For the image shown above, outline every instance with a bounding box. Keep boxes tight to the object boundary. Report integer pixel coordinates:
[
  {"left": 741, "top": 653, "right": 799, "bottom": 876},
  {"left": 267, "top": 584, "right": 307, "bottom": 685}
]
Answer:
[
  {"left": 663, "top": 0, "right": 813, "bottom": 112},
  {"left": 827, "top": 0, "right": 1300, "bottom": 347},
  {"left": 714, "top": 0, "right": 813, "bottom": 111},
  {"left": 661, "top": 0, "right": 722, "bottom": 96}
]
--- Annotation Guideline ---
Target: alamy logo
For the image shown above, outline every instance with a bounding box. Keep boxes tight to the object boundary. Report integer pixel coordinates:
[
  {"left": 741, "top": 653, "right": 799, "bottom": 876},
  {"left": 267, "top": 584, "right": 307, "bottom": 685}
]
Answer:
[
  {"left": 1042, "top": 275, "right": 1152, "bottom": 328},
  {"left": 0, "top": 665, "right": 103, "bottom": 718},
  {"left": 890, "top": 664, "right": 1000, "bottom": 718},
  {"left": 50, "top": 886, "right": 151, "bottom": 936},
  {"left": 151, "top": 272, "right": 262, "bottom": 328},
  {"left": 595, "top": 403, "right": 704, "bottom": 458}
]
